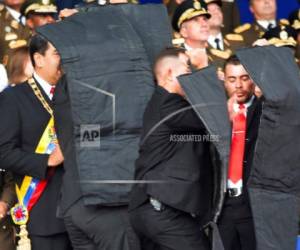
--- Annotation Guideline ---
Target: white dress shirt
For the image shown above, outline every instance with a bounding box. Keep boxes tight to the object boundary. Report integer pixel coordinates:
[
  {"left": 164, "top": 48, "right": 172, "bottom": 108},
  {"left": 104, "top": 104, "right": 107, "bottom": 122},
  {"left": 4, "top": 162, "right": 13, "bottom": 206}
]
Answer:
[
  {"left": 0, "top": 64, "right": 8, "bottom": 92},
  {"left": 6, "top": 6, "right": 26, "bottom": 25},
  {"left": 208, "top": 33, "right": 224, "bottom": 50},
  {"left": 233, "top": 95, "right": 255, "bottom": 117},
  {"left": 33, "top": 72, "right": 54, "bottom": 100},
  {"left": 257, "top": 20, "right": 276, "bottom": 30}
]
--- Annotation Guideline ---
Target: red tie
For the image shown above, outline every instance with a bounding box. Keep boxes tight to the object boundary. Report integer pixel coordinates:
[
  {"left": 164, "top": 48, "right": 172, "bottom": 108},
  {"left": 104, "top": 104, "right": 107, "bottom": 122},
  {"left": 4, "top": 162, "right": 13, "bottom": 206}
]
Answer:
[
  {"left": 228, "top": 104, "right": 246, "bottom": 187},
  {"left": 50, "top": 86, "right": 55, "bottom": 97}
]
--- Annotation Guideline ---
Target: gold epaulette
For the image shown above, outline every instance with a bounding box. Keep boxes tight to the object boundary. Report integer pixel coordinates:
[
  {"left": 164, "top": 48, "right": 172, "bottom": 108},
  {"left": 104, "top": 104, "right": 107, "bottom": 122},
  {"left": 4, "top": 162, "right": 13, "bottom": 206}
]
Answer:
[
  {"left": 210, "top": 49, "right": 231, "bottom": 59},
  {"left": 0, "top": 4, "right": 4, "bottom": 11},
  {"left": 172, "top": 38, "right": 185, "bottom": 47},
  {"left": 279, "top": 19, "right": 290, "bottom": 26},
  {"left": 225, "top": 33, "right": 244, "bottom": 41},
  {"left": 9, "top": 39, "right": 27, "bottom": 49},
  {"left": 234, "top": 23, "right": 251, "bottom": 34}
]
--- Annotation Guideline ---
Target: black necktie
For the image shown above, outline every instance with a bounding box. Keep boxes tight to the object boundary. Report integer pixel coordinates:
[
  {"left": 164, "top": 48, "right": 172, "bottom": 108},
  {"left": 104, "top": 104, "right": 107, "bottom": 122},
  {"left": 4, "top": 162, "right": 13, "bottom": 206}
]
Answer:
[
  {"left": 215, "top": 38, "right": 222, "bottom": 50},
  {"left": 267, "top": 22, "right": 274, "bottom": 30}
]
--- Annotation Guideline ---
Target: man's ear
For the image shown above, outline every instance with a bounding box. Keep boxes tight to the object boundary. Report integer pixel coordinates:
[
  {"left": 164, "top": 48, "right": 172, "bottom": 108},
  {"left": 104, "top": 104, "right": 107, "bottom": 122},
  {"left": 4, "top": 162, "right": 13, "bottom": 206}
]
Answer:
[
  {"left": 26, "top": 19, "right": 34, "bottom": 30},
  {"left": 33, "top": 53, "right": 44, "bottom": 68},
  {"left": 179, "top": 25, "right": 187, "bottom": 39}
]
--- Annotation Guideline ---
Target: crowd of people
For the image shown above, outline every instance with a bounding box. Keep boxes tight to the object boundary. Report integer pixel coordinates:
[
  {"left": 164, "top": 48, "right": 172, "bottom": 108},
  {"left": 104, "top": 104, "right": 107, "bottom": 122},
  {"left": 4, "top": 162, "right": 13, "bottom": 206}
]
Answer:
[{"left": 0, "top": 0, "right": 299, "bottom": 250}]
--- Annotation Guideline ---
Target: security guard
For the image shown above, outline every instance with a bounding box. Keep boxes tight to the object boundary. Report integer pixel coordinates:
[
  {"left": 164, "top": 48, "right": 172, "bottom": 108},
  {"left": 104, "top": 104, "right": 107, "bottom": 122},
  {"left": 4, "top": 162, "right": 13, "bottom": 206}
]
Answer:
[
  {"left": 0, "top": 170, "right": 16, "bottom": 250},
  {"left": 234, "top": 0, "right": 288, "bottom": 47},
  {"left": 20, "top": 0, "right": 57, "bottom": 32},
  {"left": 0, "top": 0, "right": 31, "bottom": 65}
]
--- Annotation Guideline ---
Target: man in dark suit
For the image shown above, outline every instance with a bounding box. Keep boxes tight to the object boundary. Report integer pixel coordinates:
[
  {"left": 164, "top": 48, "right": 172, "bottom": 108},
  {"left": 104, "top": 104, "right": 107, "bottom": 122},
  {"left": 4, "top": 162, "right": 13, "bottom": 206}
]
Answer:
[
  {"left": 0, "top": 170, "right": 16, "bottom": 250},
  {"left": 129, "top": 47, "right": 212, "bottom": 250},
  {"left": 218, "top": 55, "right": 262, "bottom": 250},
  {"left": 0, "top": 34, "right": 72, "bottom": 250}
]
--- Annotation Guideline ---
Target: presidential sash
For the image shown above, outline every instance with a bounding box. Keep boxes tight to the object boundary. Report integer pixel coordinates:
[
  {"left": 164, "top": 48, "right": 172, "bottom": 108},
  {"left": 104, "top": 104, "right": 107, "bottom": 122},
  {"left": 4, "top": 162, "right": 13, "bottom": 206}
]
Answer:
[{"left": 10, "top": 78, "right": 57, "bottom": 250}]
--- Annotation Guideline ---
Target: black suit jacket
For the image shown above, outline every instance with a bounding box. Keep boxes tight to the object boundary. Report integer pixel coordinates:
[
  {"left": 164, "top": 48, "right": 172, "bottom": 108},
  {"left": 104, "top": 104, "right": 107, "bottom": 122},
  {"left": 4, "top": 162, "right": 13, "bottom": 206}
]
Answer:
[
  {"left": 0, "top": 80, "right": 66, "bottom": 236},
  {"left": 244, "top": 97, "right": 262, "bottom": 188},
  {"left": 130, "top": 86, "right": 214, "bottom": 218}
]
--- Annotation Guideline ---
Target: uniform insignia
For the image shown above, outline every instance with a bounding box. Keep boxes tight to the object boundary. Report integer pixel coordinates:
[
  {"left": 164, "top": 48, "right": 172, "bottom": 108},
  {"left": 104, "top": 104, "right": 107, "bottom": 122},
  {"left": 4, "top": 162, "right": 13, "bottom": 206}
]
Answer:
[
  {"left": 172, "top": 38, "right": 185, "bottom": 47},
  {"left": 234, "top": 23, "right": 251, "bottom": 34},
  {"left": 5, "top": 26, "right": 12, "bottom": 33},
  {"left": 279, "top": 30, "right": 288, "bottom": 40},
  {"left": 279, "top": 19, "right": 289, "bottom": 26},
  {"left": 259, "top": 31, "right": 265, "bottom": 38},
  {"left": 210, "top": 48, "right": 231, "bottom": 59},
  {"left": 11, "top": 20, "right": 19, "bottom": 30},
  {"left": 225, "top": 34, "right": 244, "bottom": 41},
  {"left": 0, "top": 4, "right": 4, "bottom": 11},
  {"left": 193, "top": 0, "right": 201, "bottom": 10},
  {"left": 5, "top": 32, "right": 18, "bottom": 41},
  {"left": 9, "top": 39, "right": 27, "bottom": 49}
]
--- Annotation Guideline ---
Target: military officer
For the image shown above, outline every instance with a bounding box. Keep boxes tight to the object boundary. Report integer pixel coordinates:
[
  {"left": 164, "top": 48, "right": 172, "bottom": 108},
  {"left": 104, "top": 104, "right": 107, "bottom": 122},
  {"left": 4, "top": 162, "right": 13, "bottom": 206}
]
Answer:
[
  {"left": 234, "top": 0, "right": 288, "bottom": 47},
  {"left": 289, "top": 8, "right": 300, "bottom": 63},
  {"left": 20, "top": 0, "right": 58, "bottom": 32},
  {"left": 0, "top": 0, "right": 31, "bottom": 65},
  {"left": 205, "top": 0, "right": 244, "bottom": 69},
  {"left": 0, "top": 170, "right": 16, "bottom": 250}
]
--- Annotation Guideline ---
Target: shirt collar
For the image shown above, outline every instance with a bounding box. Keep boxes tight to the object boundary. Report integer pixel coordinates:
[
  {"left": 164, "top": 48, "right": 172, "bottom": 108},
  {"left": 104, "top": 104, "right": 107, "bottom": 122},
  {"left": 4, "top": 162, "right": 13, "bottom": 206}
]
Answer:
[
  {"left": 184, "top": 43, "right": 206, "bottom": 53},
  {"left": 33, "top": 72, "right": 54, "bottom": 100},
  {"left": 208, "top": 33, "right": 224, "bottom": 50},
  {"left": 257, "top": 20, "right": 276, "bottom": 30},
  {"left": 233, "top": 95, "right": 255, "bottom": 115}
]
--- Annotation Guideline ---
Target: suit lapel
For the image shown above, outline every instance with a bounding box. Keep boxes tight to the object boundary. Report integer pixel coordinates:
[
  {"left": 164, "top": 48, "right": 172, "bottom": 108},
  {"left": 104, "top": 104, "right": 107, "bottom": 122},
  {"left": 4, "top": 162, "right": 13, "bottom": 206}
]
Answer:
[{"left": 246, "top": 97, "right": 261, "bottom": 131}]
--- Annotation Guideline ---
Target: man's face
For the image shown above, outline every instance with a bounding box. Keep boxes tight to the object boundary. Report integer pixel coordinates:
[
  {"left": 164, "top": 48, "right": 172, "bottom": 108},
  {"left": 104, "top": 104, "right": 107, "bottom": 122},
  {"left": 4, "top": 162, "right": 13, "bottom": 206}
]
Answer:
[
  {"left": 4, "top": 0, "right": 24, "bottom": 8},
  {"left": 27, "top": 14, "right": 55, "bottom": 30},
  {"left": 180, "top": 15, "right": 210, "bottom": 44},
  {"left": 37, "top": 42, "right": 62, "bottom": 85},
  {"left": 224, "top": 64, "right": 255, "bottom": 103},
  {"left": 207, "top": 3, "right": 223, "bottom": 29},
  {"left": 250, "top": 0, "right": 277, "bottom": 20}
]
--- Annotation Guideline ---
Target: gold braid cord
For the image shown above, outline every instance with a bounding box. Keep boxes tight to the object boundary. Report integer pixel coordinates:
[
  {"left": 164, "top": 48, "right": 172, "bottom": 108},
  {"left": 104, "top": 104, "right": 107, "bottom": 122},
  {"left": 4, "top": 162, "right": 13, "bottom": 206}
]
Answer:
[{"left": 28, "top": 77, "right": 53, "bottom": 116}]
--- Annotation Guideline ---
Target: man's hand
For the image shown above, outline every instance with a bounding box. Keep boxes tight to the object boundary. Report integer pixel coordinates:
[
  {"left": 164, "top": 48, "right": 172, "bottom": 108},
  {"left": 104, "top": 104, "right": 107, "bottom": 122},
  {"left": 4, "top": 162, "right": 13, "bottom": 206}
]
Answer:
[
  {"left": 59, "top": 8, "right": 79, "bottom": 19},
  {"left": 186, "top": 49, "right": 208, "bottom": 70},
  {"left": 48, "top": 144, "right": 64, "bottom": 167},
  {"left": 0, "top": 201, "right": 9, "bottom": 220}
]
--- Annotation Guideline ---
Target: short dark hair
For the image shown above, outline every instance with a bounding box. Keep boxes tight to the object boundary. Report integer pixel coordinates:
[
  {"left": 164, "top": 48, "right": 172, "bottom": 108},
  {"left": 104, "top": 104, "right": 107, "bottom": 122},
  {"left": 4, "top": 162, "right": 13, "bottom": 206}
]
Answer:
[
  {"left": 223, "top": 54, "right": 241, "bottom": 70},
  {"left": 29, "top": 34, "right": 49, "bottom": 67},
  {"left": 154, "top": 47, "right": 186, "bottom": 72}
]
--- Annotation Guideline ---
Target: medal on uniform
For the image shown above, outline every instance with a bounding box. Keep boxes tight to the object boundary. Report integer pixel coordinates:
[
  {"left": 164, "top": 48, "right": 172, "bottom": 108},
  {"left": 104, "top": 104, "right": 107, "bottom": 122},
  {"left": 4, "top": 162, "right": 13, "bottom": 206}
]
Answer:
[
  {"left": 11, "top": 20, "right": 19, "bottom": 30},
  {"left": 5, "top": 32, "right": 18, "bottom": 41}
]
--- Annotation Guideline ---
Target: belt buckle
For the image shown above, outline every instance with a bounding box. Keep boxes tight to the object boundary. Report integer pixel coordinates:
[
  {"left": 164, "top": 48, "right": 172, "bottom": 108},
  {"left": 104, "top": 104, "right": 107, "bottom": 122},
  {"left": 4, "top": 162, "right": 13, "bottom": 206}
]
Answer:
[{"left": 228, "top": 188, "right": 242, "bottom": 197}]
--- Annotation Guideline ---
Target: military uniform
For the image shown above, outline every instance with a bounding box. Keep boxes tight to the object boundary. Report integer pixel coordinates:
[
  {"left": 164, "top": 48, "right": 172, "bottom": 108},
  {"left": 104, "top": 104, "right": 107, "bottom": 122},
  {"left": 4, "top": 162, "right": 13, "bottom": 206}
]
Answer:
[
  {"left": 221, "top": 0, "right": 240, "bottom": 34},
  {"left": 207, "top": 33, "right": 244, "bottom": 69},
  {"left": 0, "top": 170, "right": 16, "bottom": 250},
  {"left": 0, "top": 4, "right": 31, "bottom": 65},
  {"left": 234, "top": 19, "right": 289, "bottom": 47}
]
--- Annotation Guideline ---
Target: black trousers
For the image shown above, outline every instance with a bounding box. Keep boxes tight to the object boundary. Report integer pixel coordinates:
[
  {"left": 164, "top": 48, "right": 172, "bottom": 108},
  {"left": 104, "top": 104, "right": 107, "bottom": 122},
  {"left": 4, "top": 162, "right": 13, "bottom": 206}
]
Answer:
[
  {"left": 129, "top": 201, "right": 210, "bottom": 250},
  {"left": 31, "top": 233, "right": 73, "bottom": 250},
  {"left": 218, "top": 195, "right": 256, "bottom": 250},
  {"left": 63, "top": 199, "right": 140, "bottom": 250}
]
